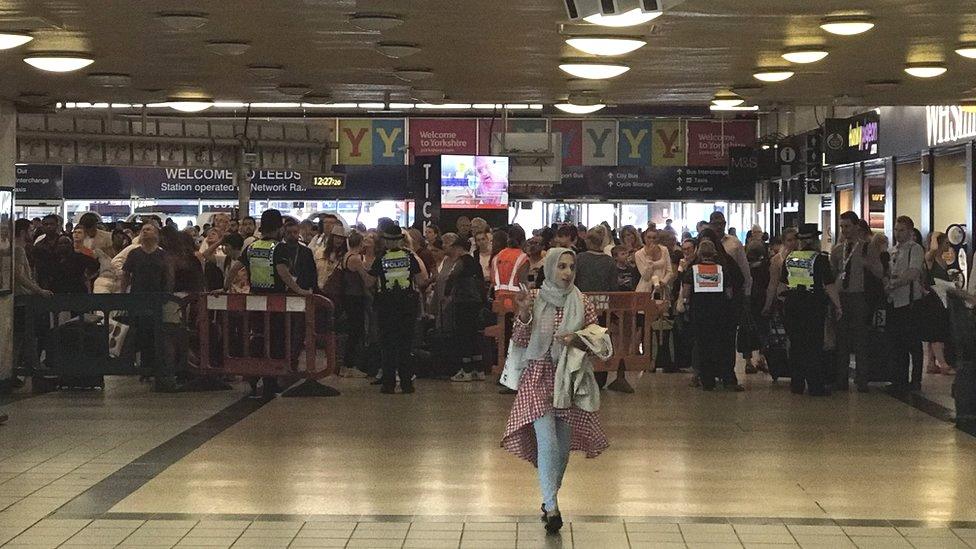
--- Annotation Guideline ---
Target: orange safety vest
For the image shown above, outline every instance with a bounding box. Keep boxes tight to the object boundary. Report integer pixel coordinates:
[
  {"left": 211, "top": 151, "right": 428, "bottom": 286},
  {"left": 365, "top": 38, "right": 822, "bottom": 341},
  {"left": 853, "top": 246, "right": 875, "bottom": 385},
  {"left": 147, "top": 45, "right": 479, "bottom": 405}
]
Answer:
[{"left": 491, "top": 248, "right": 528, "bottom": 291}]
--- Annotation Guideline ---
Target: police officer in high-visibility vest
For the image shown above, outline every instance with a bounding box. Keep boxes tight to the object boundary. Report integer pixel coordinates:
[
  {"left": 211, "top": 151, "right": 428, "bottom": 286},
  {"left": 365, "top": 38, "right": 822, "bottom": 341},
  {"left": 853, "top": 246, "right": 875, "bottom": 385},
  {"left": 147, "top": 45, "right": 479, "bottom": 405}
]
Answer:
[
  {"left": 779, "top": 224, "right": 843, "bottom": 396},
  {"left": 226, "top": 209, "right": 311, "bottom": 399},
  {"left": 368, "top": 221, "right": 426, "bottom": 394}
]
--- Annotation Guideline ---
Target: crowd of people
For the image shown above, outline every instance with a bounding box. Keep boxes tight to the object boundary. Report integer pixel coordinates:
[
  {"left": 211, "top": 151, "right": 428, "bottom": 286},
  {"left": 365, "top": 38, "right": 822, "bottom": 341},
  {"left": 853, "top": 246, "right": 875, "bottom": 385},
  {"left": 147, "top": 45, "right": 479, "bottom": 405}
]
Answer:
[{"left": 0, "top": 205, "right": 962, "bottom": 404}]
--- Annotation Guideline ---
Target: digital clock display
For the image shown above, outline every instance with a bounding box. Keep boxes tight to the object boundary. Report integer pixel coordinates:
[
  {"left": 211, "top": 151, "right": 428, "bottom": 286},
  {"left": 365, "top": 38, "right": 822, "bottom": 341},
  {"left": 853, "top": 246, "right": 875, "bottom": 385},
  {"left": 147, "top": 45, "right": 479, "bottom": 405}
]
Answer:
[{"left": 311, "top": 175, "right": 345, "bottom": 189}]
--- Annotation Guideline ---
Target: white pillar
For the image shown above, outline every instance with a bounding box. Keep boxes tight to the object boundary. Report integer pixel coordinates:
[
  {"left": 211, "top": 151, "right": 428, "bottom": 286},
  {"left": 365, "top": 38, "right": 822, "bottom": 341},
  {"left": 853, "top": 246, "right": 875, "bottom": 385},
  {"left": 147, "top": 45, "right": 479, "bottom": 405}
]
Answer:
[{"left": 0, "top": 102, "right": 16, "bottom": 381}]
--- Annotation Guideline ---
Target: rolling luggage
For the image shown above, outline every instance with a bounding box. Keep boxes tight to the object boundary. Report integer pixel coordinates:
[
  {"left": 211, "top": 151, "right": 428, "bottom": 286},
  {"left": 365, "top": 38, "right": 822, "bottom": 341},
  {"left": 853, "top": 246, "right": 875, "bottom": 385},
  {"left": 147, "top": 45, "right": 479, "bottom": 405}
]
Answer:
[{"left": 766, "top": 315, "right": 790, "bottom": 381}]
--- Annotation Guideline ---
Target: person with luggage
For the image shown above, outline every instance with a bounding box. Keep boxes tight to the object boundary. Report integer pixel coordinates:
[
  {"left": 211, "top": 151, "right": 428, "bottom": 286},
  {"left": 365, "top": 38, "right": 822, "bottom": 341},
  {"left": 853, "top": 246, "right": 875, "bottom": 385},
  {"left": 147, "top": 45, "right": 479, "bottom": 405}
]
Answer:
[
  {"left": 445, "top": 238, "right": 487, "bottom": 382},
  {"left": 779, "top": 223, "right": 843, "bottom": 396},
  {"left": 831, "top": 212, "right": 884, "bottom": 392},
  {"left": 367, "top": 222, "right": 426, "bottom": 394},
  {"left": 886, "top": 216, "right": 926, "bottom": 393}
]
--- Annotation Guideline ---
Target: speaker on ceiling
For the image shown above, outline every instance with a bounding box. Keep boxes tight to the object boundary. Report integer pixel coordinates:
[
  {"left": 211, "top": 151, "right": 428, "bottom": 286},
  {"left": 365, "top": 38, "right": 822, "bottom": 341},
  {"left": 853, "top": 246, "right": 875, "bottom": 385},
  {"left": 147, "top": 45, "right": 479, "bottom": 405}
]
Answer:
[{"left": 564, "top": 0, "right": 672, "bottom": 21}]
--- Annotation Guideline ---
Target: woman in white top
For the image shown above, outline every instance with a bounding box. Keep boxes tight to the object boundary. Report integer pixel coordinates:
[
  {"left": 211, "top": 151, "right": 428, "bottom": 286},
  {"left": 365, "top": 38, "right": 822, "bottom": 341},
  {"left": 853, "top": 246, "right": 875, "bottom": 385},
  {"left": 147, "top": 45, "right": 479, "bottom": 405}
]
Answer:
[
  {"left": 474, "top": 231, "right": 493, "bottom": 281},
  {"left": 634, "top": 226, "right": 674, "bottom": 294}
]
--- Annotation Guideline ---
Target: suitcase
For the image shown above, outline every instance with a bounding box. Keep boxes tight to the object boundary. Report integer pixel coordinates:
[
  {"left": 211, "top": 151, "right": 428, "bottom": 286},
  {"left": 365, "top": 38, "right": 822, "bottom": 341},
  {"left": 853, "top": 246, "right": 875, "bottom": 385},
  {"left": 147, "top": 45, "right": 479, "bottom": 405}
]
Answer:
[{"left": 766, "top": 315, "right": 790, "bottom": 381}]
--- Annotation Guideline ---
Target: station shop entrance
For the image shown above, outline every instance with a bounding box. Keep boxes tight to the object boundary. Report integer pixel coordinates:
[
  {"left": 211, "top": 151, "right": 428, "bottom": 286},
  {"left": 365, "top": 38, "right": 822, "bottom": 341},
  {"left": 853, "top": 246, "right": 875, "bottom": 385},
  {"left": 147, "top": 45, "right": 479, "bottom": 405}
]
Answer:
[{"left": 509, "top": 200, "right": 759, "bottom": 236}]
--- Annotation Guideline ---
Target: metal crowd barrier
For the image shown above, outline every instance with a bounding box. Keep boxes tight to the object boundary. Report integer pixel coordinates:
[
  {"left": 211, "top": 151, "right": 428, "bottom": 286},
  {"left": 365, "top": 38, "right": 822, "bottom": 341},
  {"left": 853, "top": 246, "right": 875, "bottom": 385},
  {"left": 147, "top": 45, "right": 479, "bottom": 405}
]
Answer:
[
  {"left": 487, "top": 291, "right": 661, "bottom": 392},
  {"left": 195, "top": 293, "right": 340, "bottom": 397}
]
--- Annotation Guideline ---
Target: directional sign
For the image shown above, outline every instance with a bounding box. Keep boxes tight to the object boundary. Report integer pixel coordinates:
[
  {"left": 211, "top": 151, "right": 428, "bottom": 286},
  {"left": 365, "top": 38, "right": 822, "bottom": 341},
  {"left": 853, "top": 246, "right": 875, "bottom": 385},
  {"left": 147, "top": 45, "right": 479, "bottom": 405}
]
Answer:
[{"left": 555, "top": 165, "right": 751, "bottom": 201}]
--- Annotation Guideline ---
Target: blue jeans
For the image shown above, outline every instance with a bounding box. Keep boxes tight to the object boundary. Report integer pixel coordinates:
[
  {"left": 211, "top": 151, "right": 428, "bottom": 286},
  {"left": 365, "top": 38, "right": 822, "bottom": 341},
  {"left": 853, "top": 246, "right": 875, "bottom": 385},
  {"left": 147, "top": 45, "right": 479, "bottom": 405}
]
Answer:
[{"left": 534, "top": 412, "right": 572, "bottom": 512}]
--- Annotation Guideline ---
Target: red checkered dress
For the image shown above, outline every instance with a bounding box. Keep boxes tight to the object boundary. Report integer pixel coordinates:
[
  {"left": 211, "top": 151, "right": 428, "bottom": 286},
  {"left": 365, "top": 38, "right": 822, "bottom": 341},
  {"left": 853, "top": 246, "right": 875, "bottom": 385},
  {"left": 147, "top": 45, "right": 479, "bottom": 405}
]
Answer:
[{"left": 501, "top": 293, "right": 609, "bottom": 465}]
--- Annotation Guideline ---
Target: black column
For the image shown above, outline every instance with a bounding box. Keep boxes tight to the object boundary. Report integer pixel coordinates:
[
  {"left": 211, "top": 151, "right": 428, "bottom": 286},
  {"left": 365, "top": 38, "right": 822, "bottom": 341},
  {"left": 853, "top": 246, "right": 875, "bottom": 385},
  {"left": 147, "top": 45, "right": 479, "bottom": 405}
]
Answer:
[
  {"left": 920, "top": 150, "right": 935, "bottom": 238},
  {"left": 966, "top": 142, "right": 976, "bottom": 249},
  {"left": 885, "top": 156, "right": 896, "bottom": 239}
]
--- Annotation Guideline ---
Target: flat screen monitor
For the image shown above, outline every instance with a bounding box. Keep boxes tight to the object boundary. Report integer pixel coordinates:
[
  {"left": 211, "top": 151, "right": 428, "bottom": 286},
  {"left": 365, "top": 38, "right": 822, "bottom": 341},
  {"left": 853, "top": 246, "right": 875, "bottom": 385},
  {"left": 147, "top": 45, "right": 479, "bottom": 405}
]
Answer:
[{"left": 440, "top": 155, "right": 509, "bottom": 209}]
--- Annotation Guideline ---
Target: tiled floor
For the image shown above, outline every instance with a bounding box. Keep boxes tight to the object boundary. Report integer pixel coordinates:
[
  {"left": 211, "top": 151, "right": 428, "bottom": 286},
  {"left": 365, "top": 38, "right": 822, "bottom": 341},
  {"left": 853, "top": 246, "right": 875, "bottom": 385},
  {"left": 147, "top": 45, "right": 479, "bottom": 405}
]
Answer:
[
  {"left": 0, "top": 368, "right": 971, "bottom": 548},
  {"left": 2, "top": 517, "right": 976, "bottom": 548}
]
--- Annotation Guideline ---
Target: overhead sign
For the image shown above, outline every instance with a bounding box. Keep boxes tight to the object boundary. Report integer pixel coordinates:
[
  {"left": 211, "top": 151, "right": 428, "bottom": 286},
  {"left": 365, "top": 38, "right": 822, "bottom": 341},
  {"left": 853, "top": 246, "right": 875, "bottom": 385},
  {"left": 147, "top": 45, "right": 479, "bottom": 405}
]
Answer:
[
  {"left": 15, "top": 164, "right": 63, "bottom": 200},
  {"left": 409, "top": 119, "right": 478, "bottom": 156},
  {"left": 686, "top": 120, "right": 757, "bottom": 166},
  {"left": 56, "top": 164, "right": 405, "bottom": 200},
  {"left": 553, "top": 165, "right": 751, "bottom": 201},
  {"left": 824, "top": 111, "right": 880, "bottom": 165}
]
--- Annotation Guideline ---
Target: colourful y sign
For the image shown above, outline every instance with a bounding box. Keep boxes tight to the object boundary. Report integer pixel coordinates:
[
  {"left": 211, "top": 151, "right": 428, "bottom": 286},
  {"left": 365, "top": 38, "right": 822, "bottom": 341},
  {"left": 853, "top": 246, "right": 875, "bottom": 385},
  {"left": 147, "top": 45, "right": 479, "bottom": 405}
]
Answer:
[
  {"left": 337, "top": 119, "right": 406, "bottom": 166},
  {"left": 686, "top": 120, "right": 757, "bottom": 166},
  {"left": 372, "top": 119, "right": 405, "bottom": 165},
  {"left": 652, "top": 119, "right": 686, "bottom": 166},
  {"left": 582, "top": 120, "right": 617, "bottom": 165},
  {"left": 409, "top": 119, "right": 478, "bottom": 156},
  {"left": 617, "top": 119, "right": 652, "bottom": 166},
  {"left": 551, "top": 119, "right": 583, "bottom": 166}
]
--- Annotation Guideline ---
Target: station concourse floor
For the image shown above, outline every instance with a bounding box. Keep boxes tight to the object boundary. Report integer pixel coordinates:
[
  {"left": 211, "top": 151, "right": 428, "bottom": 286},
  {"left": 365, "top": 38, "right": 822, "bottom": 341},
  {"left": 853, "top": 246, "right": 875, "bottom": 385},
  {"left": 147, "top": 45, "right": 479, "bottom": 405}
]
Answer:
[{"left": 0, "top": 369, "right": 974, "bottom": 549}]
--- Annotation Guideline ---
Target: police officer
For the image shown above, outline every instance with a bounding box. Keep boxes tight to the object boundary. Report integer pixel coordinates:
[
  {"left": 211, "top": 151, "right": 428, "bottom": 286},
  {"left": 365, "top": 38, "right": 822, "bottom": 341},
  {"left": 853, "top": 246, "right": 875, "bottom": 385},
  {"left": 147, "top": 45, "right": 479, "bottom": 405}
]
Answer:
[
  {"left": 368, "top": 221, "right": 426, "bottom": 394},
  {"left": 226, "top": 209, "right": 311, "bottom": 399},
  {"left": 779, "top": 224, "right": 843, "bottom": 396}
]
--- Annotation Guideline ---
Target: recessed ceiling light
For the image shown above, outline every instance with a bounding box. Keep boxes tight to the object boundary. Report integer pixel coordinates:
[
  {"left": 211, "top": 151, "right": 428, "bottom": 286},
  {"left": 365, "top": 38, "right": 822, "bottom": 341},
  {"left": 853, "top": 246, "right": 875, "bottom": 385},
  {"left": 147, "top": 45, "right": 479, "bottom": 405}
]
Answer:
[
  {"left": 753, "top": 69, "right": 795, "bottom": 82},
  {"left": 24, "top": 53, "right": 94, "bottom": 72},
  {"left": 905, "top": 63, "right": 947, "bottom": 78},
  {"left": 87, "top": 73, "right": 132, "bottom": 88},
  {"left": 583, "top": 8, "right": 662, "bottom": 27},
  {"left": 395, "top": 68, "right": 434, "bottom": 81},
  {"left": 246, "top": 65, "right": 285, "bottom": 80},
  {"left": 559, "top": 61, "right": 630, "bottom": 79},
  {"left": 375, "top": 42, "right": 420, "bottom": 58},
  {"left": 782, "top": 48, "right": 829, "bottom": 64},
  {"left": 565, "top": 36, "right": 646, "bottom": 56},
  {"left": 820, "top": 16, "right": 875, "bottom": 36},
  {"left": 277, "top": 84, "right": 313, "bottom": 96},
  {"left": 0, "top": 32, "right": 32, "bottom": 50},
  {"left": 710, "top": 105, "right": 760, "bottom": 112},
  {"left": 206, "top": 41, "right": 251, "bottom": 56},
  {"left": 167, "top": 98, "right": 213, "bottom": 112},
  {"left": 712, "top": 91, "right": 744, "bottom": 107},
  {"left": 349, "top": 13, "right": 403, "bottom": 31},
  {"left": 956, "top": 43, "right": 976, "bottom": 59},
  {"left": 555, "top": 103, "right": 606, "bottom": 114},
  {"left": 157, "top": 12, "right": 209, "bottom": 31}
]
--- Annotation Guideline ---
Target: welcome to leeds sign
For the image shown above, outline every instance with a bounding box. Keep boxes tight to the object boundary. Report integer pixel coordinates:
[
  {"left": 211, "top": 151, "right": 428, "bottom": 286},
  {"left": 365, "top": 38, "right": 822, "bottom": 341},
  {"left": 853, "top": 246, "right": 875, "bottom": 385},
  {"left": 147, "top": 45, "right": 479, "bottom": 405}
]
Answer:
[{"left": 927, "top": 105, "right": 976, "bottom": 147}]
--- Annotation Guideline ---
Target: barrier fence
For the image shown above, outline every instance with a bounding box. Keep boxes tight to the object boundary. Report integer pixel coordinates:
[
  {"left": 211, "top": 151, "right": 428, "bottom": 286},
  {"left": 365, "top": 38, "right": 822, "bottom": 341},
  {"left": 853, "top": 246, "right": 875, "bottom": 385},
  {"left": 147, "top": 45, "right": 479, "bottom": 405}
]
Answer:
[
  {"left": 14, "top": 292, "right": 339, "bottom": 397},
  {"left": 195, "top": 293, "right": 339, "bottom": 396},
  {"left": 487, "top": 291, "right": 661, "bottom": 392}
]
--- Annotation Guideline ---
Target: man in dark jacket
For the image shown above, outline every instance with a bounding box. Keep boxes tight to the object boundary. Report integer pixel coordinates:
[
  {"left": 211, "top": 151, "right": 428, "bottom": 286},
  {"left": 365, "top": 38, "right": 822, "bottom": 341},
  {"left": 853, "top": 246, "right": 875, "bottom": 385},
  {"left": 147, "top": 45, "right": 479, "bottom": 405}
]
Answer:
[{"left": 445, "top": 238, "right": 486, "bottom": 382}]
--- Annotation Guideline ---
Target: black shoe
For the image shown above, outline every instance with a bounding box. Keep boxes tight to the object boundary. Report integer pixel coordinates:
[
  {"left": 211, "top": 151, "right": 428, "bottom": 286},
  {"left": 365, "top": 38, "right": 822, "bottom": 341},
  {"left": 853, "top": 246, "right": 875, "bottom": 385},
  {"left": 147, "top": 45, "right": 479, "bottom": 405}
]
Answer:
[
  {"left": 10, "top": 377, "right": 24, "bottom": 390},
  {"left": 400, "top": 384, "right": 416, "bottom": 394},
  {"left": 380, "top": 386, "right": 396, "bottom": 394},
  {"left": 370, "top": 378, "right": 383, "bottom": 386},
  {"left": 498, "top": 388, "right": 517, "bottom": 395},
  {"left": 544, "top": 512, "right": 563, "bottom": 534}
]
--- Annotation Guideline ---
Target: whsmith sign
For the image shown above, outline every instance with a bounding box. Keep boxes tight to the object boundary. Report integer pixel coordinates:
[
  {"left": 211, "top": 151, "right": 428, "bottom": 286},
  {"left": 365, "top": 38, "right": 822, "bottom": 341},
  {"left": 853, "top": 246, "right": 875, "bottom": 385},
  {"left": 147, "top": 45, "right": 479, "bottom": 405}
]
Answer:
[{"left": 926, "top": 105, "right": 976, "bottom": 147}]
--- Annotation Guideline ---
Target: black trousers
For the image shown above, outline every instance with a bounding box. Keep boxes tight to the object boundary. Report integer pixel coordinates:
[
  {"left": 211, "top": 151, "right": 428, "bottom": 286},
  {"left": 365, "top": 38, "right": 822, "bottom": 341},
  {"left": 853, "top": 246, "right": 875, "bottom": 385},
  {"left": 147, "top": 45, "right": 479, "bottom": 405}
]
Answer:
[
  {"left": 342, "top": 295, "right": 367, "bottom": 370},
  {"left": 453, "top": 302, "right": 483, "bottom": 372},
  {"left": 376, "top": 298, "right": 418, "bottom": 389},
  {"left": 888, "top": 304, "right": 923, "bottom": 389},
  {"left": 783, "top": 294, "right": 828, "bottom": 394}
]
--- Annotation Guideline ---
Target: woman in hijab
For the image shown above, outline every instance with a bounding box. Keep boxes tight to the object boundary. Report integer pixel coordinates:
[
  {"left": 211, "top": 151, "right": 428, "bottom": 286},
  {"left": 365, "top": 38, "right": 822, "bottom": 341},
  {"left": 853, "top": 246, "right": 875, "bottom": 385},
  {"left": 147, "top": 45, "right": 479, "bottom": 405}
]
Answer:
[{"left": 500, "top": 248, "right": 609, "bottom": 535}]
